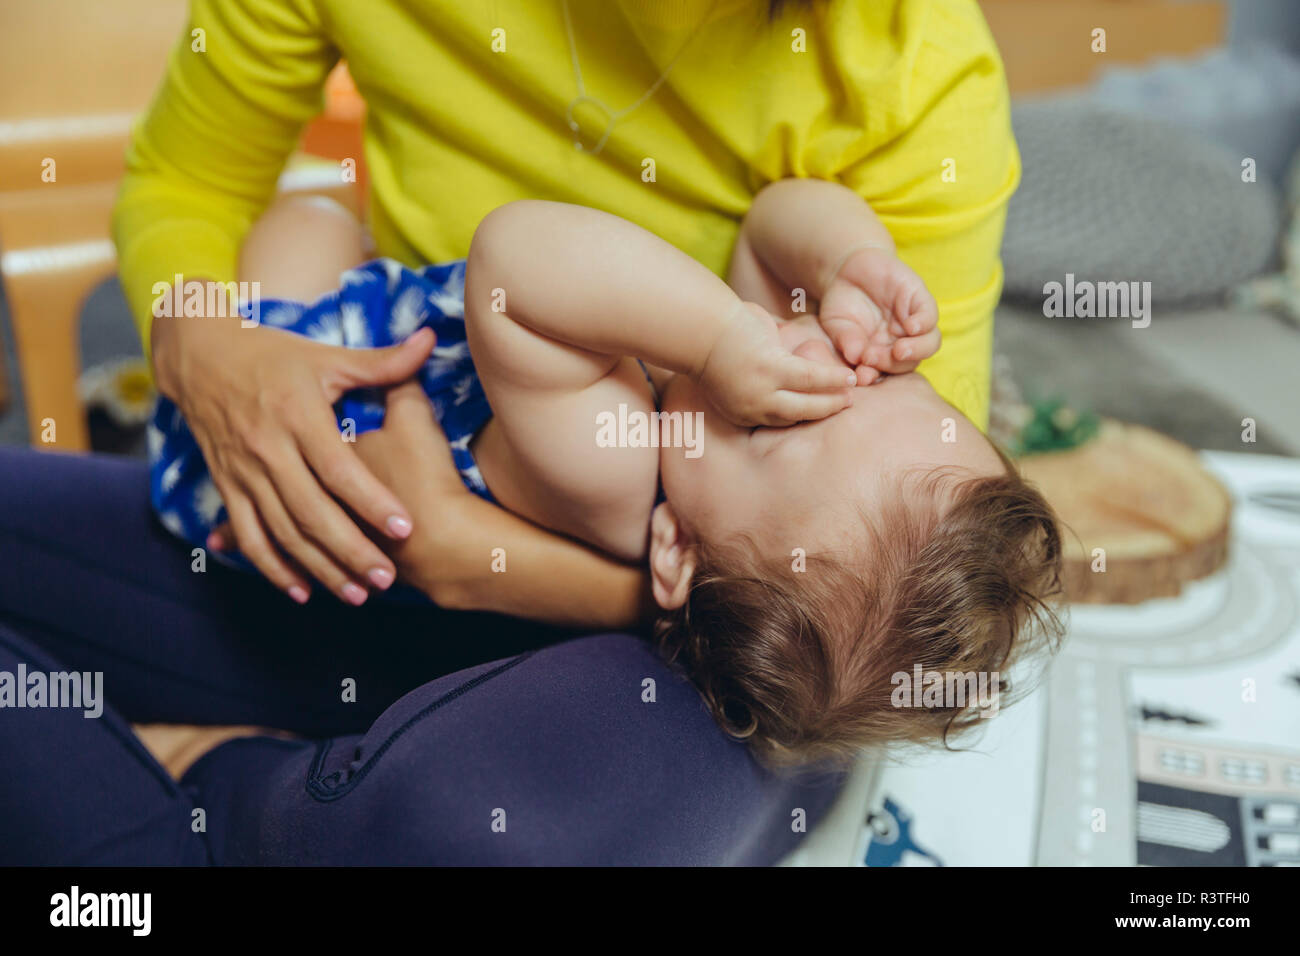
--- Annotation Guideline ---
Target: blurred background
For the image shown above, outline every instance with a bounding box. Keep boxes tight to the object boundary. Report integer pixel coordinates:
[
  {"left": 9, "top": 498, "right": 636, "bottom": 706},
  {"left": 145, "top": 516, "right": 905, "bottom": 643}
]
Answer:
[
  {"left": 986, "top": 0, "right": 1300, "bottom": 458},
  {"left": 0, "top": 0, "right": 364, "bottom": 453}
]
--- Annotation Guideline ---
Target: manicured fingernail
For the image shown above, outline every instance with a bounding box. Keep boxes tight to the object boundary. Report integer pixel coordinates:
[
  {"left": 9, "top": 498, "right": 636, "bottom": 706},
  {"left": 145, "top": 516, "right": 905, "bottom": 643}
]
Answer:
[
  {"left": 288, "top": 585, "right": 309, "bottom": 605},
  {"left": 846, "top": 372, "right": 857, "bottom": 385},
  {"left": 387, "top": 515, "right": 412, "bottom": 538},
  {"left": 368, "top": 567, "right": 394, "bottom": 590},
  {"left": 897, "top": 345, "right": 910, "bottom": 359},
  {"left": 342, "top": 582, "right": 368, "bottom": 606},
  {"left": 206, "top": 532, "right": 224, "bottom": 551}
]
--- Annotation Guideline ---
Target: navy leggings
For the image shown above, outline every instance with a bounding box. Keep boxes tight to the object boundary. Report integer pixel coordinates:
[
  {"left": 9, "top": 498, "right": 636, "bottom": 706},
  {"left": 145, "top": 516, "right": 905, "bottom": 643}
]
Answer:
[{"left": 0, "top": 447, "right": 837, "bottom": 864}]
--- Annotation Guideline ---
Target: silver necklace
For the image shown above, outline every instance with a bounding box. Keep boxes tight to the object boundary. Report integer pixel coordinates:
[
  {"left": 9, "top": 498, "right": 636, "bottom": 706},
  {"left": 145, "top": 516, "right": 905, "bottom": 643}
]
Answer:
[{"left": 561, "top": 0, "right": 718, "bottom": 156}]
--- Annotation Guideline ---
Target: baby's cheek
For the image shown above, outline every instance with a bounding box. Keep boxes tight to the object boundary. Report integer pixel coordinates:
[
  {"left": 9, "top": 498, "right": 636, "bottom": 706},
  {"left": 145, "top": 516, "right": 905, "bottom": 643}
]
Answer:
[
  {"left": 682, "top": 456, "right": 757, "bottom": 541},
  {"left": 659, "top": 445, "right": 715, "bottom": 520}
]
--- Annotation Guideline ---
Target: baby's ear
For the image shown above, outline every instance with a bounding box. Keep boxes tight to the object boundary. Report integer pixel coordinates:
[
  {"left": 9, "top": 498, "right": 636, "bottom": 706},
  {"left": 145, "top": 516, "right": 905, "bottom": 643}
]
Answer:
[{"left": 648, "top": 502, "right": 698, "bottom": 610}]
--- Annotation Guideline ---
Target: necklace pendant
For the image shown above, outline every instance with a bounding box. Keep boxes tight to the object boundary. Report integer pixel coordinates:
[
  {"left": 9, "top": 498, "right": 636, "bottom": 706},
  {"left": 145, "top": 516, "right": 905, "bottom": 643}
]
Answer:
[{"left": 565, "top": 95, "right": 615, "bottom": 156}]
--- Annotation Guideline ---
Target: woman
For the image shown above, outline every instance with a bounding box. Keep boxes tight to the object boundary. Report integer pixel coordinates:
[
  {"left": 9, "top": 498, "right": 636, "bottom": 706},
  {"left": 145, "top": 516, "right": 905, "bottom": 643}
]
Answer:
[
  {"left": 116, "top": 0, "right": 1016, "bottom": 608},
  {"left": 0, "top": 0, "right": 1017, "bottom": 863}
]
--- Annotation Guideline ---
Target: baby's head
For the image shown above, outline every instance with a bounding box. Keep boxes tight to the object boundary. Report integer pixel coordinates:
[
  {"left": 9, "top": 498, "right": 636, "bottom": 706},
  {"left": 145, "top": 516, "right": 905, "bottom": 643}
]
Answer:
[{"left": 652, "top": 320, "right": 1064, "bottom": 766}]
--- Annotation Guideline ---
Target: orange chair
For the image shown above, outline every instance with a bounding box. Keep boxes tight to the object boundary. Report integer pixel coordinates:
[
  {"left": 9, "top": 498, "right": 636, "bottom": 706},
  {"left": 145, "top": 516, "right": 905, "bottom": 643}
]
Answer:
[{"left": 0, "top": 0, "right": 365, "bottom": 451}]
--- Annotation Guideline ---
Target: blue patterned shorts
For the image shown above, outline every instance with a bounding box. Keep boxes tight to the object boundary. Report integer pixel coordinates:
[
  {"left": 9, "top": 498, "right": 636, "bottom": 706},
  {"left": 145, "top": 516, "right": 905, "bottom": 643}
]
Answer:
[{"left": 148, "top": 258, "right": 494, "bottom": 559}]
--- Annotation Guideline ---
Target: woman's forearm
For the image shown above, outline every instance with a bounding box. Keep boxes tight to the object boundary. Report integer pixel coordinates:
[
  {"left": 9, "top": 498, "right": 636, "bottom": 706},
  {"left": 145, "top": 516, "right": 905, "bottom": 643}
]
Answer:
[
  {"left": 406, "top": 491, "right": 654, "bottom": 631},
  {"left": 148, "top": 279, "right": 240, "bottom": 401},
  {"left": 112, "top": 0, "right": 337, "bottom": 352},
  {"left": 350, "top": 382, "right": 652, "bottom": 629},
  {"left": 742, "top": 178, "right": 896, "bottom": 300}
]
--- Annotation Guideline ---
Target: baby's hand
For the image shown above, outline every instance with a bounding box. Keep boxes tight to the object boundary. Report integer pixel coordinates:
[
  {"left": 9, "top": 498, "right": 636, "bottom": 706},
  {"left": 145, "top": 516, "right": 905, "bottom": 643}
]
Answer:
[
  {"left": 818, "top": 246, "right": 940, "bottom": 384},
  {"left": 698, "top": 302, "right": 856, "bottom": 427}
]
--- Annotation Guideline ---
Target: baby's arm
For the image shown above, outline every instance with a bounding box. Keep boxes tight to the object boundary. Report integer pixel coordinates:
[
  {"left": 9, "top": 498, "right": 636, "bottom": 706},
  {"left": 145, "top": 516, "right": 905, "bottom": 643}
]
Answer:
[
  {"left": 739, "top": 177, "right": 897, "bottom": 298},
  {"left": 465, "top": 200, "right": 853, "bottom": 560},
  {"left": 465, "top": 200, "right": 725, "bottom": 561},
  {"left": 467, "top": 201, "right": 739, "bottom": 391},
  {"left": 736, "top": 178, "right": 940, "bottom": 381}
]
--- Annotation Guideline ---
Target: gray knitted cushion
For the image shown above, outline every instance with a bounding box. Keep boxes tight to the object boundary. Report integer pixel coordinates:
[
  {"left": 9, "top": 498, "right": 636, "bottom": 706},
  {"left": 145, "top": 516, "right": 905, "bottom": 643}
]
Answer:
[{"left": 1001, "top": 102, "right": 1281, "bottom": 305}]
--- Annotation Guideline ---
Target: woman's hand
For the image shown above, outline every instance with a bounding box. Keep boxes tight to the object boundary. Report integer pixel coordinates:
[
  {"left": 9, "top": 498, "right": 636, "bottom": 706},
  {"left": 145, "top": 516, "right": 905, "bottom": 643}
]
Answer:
[
  {"left": 152, "top": 304, "right": 436, "bottom": 605},
  {"left": 350, "top": 380, "right": 476, "bottom": 605},
  {"left": 354, "top": 381, "right": 654, "bottom": 627}
]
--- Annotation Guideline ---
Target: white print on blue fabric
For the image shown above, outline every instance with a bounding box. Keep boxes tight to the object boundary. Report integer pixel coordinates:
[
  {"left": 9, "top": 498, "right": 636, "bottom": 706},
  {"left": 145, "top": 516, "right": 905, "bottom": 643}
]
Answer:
[
  {"left": 260, "top": 301, "right": 306, "bottom": 328},
  {"left": 148, "top": 258, "right": 494, "bottom": 568},
  {"left": 341, "top": 301, "right": 372, "bottom": 348},
  {"left": 305, "top": 310, "right": 344, "bottom": 346},
  {"left": 390, "top": 286, "right": 431, "bottom": 339},
  {"left": 425, "top": 340, "right": 472, "bottom": 382},
  {"left": 146, "top": 422, "right": 165, "bottom": 460}
]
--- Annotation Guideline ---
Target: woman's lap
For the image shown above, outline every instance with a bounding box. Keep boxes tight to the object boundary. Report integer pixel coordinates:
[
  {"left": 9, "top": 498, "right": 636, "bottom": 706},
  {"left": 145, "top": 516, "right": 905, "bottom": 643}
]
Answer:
[
  {"left": 0, "top": 446, "right": 564, "bottom": 863},
  {"left": 0, "top": 446, "right": 819, "bottom": 865},
  {"left": 0, "top": 446, "right": 564, "bottom": 735},
  {"left": 0, "top": 621, "right": 208, "bottom": 864},
  {"left": 0, "top": 613, "right": 531, "bottom": 865},
  {"left": 2, "top": 616, "right": 793, "bottom": 864}
]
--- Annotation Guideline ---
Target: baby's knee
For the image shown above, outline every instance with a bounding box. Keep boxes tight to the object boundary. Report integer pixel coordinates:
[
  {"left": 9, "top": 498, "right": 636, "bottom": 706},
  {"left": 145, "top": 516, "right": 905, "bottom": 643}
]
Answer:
[
  {"left": 467, "top": 200, "right": 535, "bottom": 272},
  {"left": 239, "top": 194, "right": 366, "bottom": 301}
]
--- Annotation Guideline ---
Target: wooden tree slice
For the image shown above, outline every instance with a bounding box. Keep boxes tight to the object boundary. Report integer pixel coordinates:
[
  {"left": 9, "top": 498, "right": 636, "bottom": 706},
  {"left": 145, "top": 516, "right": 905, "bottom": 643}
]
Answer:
[{"left": 1015, "top": 420, "right": 1232, "bottom": 604}]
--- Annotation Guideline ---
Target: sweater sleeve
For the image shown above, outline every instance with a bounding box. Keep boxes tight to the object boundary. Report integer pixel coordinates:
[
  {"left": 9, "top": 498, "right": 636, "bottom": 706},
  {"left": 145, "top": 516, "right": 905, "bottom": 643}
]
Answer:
[
  {"left": 804, "top": 0, "right": 1020, "bottom": 430},
  {"left": 111, "top": 0, "right": 338, "bottom": 355}
]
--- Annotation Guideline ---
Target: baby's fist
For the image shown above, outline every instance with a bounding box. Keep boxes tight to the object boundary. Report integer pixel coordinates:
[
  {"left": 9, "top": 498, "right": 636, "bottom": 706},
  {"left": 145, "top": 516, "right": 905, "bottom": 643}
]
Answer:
[
  {"left": 818, "top": 246, "right": 939, "bottom": 384},
  {"left": 698, "top": 302, "right": 856, "bottom": 427}
]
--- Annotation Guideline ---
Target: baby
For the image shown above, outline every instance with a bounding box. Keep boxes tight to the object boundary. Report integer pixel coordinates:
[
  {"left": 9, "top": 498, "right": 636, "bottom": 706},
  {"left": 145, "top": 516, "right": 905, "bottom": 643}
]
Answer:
[{"left": 151, "top": 179, "right": 1063, "bottom": 766}]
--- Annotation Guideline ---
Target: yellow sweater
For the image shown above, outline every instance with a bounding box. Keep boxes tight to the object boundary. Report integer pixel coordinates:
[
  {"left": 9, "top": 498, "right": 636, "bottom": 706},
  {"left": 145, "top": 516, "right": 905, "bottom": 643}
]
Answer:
[{"left": 113, "top": 0, "right": 1018, "bottom": 427}]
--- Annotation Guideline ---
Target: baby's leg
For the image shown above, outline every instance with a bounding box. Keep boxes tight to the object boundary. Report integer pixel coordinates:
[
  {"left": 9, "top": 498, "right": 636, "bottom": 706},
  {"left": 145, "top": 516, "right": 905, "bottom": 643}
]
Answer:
[{"left": 238, "top": 193, "right": 367, "bottom": 300}]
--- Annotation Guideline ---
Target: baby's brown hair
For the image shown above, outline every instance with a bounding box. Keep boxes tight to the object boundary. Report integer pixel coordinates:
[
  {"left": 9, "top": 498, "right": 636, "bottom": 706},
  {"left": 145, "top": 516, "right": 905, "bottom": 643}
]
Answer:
[{"left": 654, "top": 449, "right": 1065, "bottom": 768}]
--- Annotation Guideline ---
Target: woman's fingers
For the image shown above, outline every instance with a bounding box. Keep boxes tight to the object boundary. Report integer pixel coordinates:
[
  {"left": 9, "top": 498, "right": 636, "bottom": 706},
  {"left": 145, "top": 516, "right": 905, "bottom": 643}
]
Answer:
[
  {"left": 242, "top": 464, "right": 376, "bottom": 605},
  {"left": 268, "top": 438, "right": 398, "bottom": 595},
  {"left": 298, "top": 410, "right": 414, "bottom": 541},
  {"left": 201, "top": 419, "right": 392, "bottom": 601},
  {"left": 331, "top": 327, "right": 435, "bottom": 392},
  {"left": 216, "top": 479, "right": 312, "bottom": 602},
  {"left": 206, "top": 523, "right": 230, "bottom": 552},
  {"left": 384, "top": 378, "right": 439, "bottom": 427},
  {"left": 383, "top": 382, "right": 459, "bottom": 464}
]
